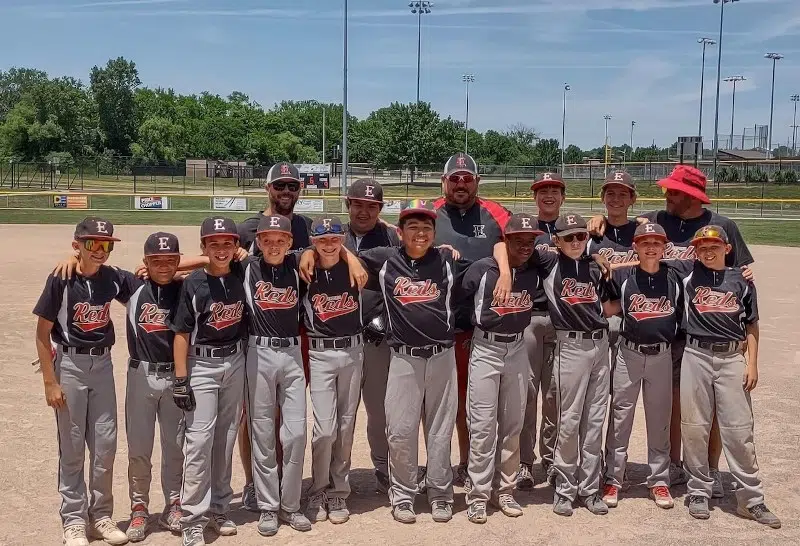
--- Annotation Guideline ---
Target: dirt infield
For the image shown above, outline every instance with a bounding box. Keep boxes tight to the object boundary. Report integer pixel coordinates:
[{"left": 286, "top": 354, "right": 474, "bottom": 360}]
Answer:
[{"left": 2, "top": 224, "right": 798, "bottom": 546}]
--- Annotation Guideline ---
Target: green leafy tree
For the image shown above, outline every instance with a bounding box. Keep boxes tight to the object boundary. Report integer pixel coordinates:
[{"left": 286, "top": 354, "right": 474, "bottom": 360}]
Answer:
[{"left": 90, "top": 57, "right": 140, "bottom": 154}]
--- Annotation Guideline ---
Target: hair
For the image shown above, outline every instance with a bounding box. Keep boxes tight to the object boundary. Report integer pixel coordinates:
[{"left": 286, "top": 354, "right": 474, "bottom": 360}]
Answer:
[
  {"left": 399, "top": 213, "right": 436, "bottom": 229},
  {"left": 600, "top": 186, "right": 637, "bottom": 199},
  {"left": 534, "top": 186, "right": 566, "bottom": 197}
]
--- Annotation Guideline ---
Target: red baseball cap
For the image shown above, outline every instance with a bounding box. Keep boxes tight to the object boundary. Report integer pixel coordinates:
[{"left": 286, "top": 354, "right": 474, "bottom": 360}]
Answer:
[{"left": 657, "top": 165, "right": 710, "bottom": 204}]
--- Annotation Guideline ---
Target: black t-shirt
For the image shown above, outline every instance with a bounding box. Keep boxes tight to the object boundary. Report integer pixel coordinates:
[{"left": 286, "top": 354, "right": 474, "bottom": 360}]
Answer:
[
  {"left": 462, "top": 257, "right": 539, "bottom": 334},
  {"left": 610, "top": 264, "right": 682, "bottom": 345},
  {"left": 169, "top": 264, "right": 247, "bottom": 346},
  {"left": 345, "top": 222, "right": 401, "bottom": 324},
  {"left": 302, "top": 260, "right": 363, "bottom": 338},
  {"left": 237, "top": 211, "right": 313, "bottom": 255},
  {"left": 33, "top": 266, "right": 134, "bottom": 348},
  {"left": 242, "top": 254, "right": 302, "bottom": 338}
]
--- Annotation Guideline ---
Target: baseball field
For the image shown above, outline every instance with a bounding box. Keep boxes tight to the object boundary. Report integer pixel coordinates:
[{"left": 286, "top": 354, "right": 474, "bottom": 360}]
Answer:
[{"left": 1, "top": 223, "right": 799, "bottom": 545}]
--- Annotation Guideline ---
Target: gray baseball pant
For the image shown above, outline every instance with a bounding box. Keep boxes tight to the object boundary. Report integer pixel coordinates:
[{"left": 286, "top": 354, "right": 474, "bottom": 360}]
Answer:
[
  {"left": 180, "top": 347, "right": 245, "bottom": 528},
  {"left": 245, "top": 339, "right": 306, "bottom": 512},
  {"left": 386, "top": 347, "right": 457, "bottom": 506},
  {"left": 680, "top": 343, "right": 765, "bottom": 508},
  {"left": 126, "top": 360, "right": 185, "bottom": 511},
  {"left": 466, "top": 331, "right": 528, "bottom": 504},
  {"left": 307, "top": 341, "right": 364, "bottom": 500},
  {"left": 552, "top": 331, "right": 610, "bottom": 501},
  {"left": 54, "top": 348, "right": 117, "bottom": 527},
  {"left": 607, "top": 315, "right": 622, "bottom": 372},
  {"left": 361, "top": 340, "right": 391, "bottom": 478},
  {"left": 603, "top": 344, "right": 671, "bottom": 489},
  {"left": 519, "top": 313, "right": 557, "bottom": 469}
]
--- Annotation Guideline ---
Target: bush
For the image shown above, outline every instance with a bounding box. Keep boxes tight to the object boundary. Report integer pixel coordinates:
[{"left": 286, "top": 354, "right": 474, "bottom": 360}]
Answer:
[
  {"left": 744, "top": 168, "right": 768, "bottom": 185},
  {"left": 774, "top": 169, "right": 799, "bottom": 185},
  {"left": 716, "top": 166, "right": 739, "bottom": 184}
]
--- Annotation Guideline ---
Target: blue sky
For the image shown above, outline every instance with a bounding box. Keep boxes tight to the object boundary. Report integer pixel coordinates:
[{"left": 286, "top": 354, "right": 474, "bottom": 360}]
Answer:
[{"left": 2, "top": 0, "right": 800, "bottom": 149}]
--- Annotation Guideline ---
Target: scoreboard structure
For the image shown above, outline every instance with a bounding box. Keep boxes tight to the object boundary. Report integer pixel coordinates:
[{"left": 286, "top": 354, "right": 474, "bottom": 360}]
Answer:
[{"left": 297, "top": 164, "right": 331, "bottom": 190}]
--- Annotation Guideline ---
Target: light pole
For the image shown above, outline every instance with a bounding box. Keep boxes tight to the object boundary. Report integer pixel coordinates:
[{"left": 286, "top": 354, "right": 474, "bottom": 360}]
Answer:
[
  {"left": 604, "top": 114, "right": 612, "bottom": 177},
  {"left": 711, "top": 0, "right": 739, "bottom": 188},
  {"left": 342, "top": 0, "right": 349, "bottom": 193},
  {"left": 698, "top": 37, "right": 716, "bottom": 144},
  {"left": 723, "top": 75, "right": 746, "bottom": 149},
  {"left": 462, "top": 73, "right": 474, "bottom": 154},
  {"left": 791, "top": 94, "right": 799, "bottom": 156},
  {"left": 561, "top": 83, "right": 570, "bottom": 173},
  {"left": 630, "top": 120, "right": 636, "bottom": 159},
  {"left": 409, "top": 1, "right": 433, "bottom": 104},
  {"left": 765, "top": 52, "right": 783, "bottom": 159}
]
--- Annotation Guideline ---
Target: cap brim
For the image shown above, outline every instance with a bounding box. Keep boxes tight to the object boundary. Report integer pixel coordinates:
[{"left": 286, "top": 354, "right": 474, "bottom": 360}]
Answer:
[
  {"left": 310, "top": 232, "right": 345, "bottom": 238},
  {"left": 76, "top": 235, "right": 121, "bottom": 242},
  {"left": 556, "top": 227, "right": 588, "bottom": 237},
  {"left": 633, "top": 233, "right": 668, "bottom": 243},
  {"left": 200, "top": 233, "right": 240, "bottom": 240},
  {"left": 601, "top": 181, "right": 636, "bottom": 191},
  {"left": 504, "top": 229, "right": 545, "bottom": 237},
  {"left": 531, "top": 180, "right": 565, "bottom": 191},
  {"left": 399, "top": 209, "right": 437, "bottom": 221},
  {"left": 444, "top": 168, "right": 477, "bottom": 178},
  {"left": 144, "top": 251, "right": 181, "bottom": 257},
  {"left": 255, "top": 229, "right": 293, "bottom": 236},
  {"left": 690, "top": 236, "right": 727, "bottom": 246},
  {"left": 268, "top": 176, "right": 301, "bottom": 183},
  {"left": 347, "top": 196, "right": 384, "bottom": 204},
  {"left": 657, "top": 178, "right": 710, "bottom": 204}
]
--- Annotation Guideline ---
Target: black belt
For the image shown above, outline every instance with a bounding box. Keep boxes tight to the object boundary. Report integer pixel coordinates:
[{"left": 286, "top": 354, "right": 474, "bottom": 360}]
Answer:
[
  {"left": 129, "top": 359, "right": 174, "bottom": 373},
  {"left": 62, "top": 345, "right": 110, "bottom": 356},
  {"left": 688, "top": 336, "right": 740, "bottom": 353},
  {"left": 310, "top": 334, "right": 362, "bottom": 350},
  {"left": 395, "top": 344, "right": 446, "bottom": 359},
  {"left": 250, "top": 335, "right": 299, "bottom": 349},
  {"left": 562, "top": 330, "right": 606, "bottom": 341},
  {"left": 481, "top": 330, "right": 522, "bottom": 344},
  {"left": 622, "top": 338, "right": 668, "bottom": 356},
  {"left": 531, "top": 304, "right": 549, "bottom": 314},
  {"left": 194, "top": 342, "right": 240, "bottom": 358}
]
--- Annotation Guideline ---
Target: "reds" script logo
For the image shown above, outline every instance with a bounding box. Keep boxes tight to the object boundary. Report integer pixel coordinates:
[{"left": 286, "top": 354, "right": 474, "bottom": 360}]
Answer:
[
  {"left": 560, "top": 278, "right": 598, "bottom": 305},
  {"left": 628, "top": 294, "right": 674, "bottom": 321},
  {"left": 597, "top": 247, "right": 639, "bottom": 265},
  {"left": 73, "top": 302, "right": 111, "bottom": 332},
  {"left": 490, "top": 290, "right": 533, "bottom": 316},
  {"left": 663, "top": 243, "right": 696, "bottom": 261},
  {"left": 138, "top": 303, "right": 170, "bottom": 333},
  {"left": 208, "top": 301, "right": 244, "bottom": 331},
  {"left": 394, "top": 277, "right": 441, "bottom": 305},
  {"left": 253, "top": 281, "right": 297, "bottom": 311},
  {"left": 311, "top": 292, "right": 359, "bottom": 322},
  {"left": 692, "top": 287, "right": 740, "bottom": 314},
  {"left": 536, "top": 242, "right": 558, "bottom": 254}
]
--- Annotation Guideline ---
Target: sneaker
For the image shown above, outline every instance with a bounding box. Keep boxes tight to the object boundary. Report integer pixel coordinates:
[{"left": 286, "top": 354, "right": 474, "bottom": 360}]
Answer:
[
  {"left": 602, "top": 484, "right": 619, "bottom": 508},
  {"left": 736, "top": 503, "right": 781, "bottom": 529},
  {"left": 63, "top": 525, "right": 89, "bottom": 546},
  {"left": 516, "top": 463, "right": 534, "bottom": 491},
  {"left": 158, "top": 501, "right": 182, "bottom": 533},
  {"left": 417, "top": 466, "right": 427, "bottom": 494},
  {"left": 181, "top": 525, "right": 205, "bottom": 546},
  {"left": 256, "top": 511, "right": 278, "bottom": 537},
  {"left": 431, "top": 501, "right": 453, "bottom": 523},
  {"left": 491, "top": 493, "right": 523, "bottom": 517},
  {"left": 687, "top": 495, "right": 710, "bottom": 520},
  {"left": 453, "top": 464, "right": 469, "bottom": 487},
  {"left": 126, "top": 507, "right": 149, "bottom": 542},
  {"left": 242, "top": 482, "right": 259, "bottom": 512},
  {"left": 670, "top": 461, "right": 688, "bottom": 486},
  {"left": 710, "top": 469, "right": 724, "bottom": 499},
  {"left": 581, "top": 493, "right": 609, "bottom": 515},
  {"left": 553, "top": 494, "right": 573, "bottom": 517},
  {"left": 650, "top": 486, "right": 674, "bottom": 509},
  {"left": 328, "top": 497, "right": 350, "bottom": 524},
  {"left": 392, "top": 502, "right": 416, "bottom": 524},
  {"left": 207, "top": 514, "right": 236, "bottom": 536},
  {"left": 305, "top": 492, "right": 328, "bottom": 523},
  {"left": 90, "top": 519, "right": 129, "bottom": 545},
  {"left": 467, "top": 501, "right": 487, "bottom": 524},
  {"left": 278, "top": 509, "right": 312, "bottom": 532},
  {"left": 376, "top": 471, "right": 390, "bottom": 495}
]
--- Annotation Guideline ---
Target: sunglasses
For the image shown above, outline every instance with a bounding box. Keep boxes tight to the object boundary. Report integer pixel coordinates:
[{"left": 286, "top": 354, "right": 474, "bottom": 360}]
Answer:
[
  {"left": 272, "top": 181, "right": 301, "bottom": 192},
  {"left": 694, "top": 227, "right": 725, "bottom": 241},
  {"left": 447, "top": 173, "right": 476, "bottom": 184},
  {"left": 312, "top": 223, "right": 344, "bottom": 236},
  {"left": 560, "top": 232, "right": 588, "bottom": 243},
  {"left": 83, "top": 239, "right": 114, "bottom": 252}
]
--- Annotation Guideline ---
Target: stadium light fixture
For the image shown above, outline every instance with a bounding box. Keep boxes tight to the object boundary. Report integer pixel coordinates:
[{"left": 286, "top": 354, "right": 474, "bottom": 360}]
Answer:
[
  {"left": 697, "top": 37, "right": 716, "bottom": 143},
  {"left": 409, "top": 1, "right": 434, "bottom": 104},
  {"left": 765, "top": 53, "right": 784, "bottom": 159},
  {"left": 791, "top": 94, "right": 799, "bottom": 156},
  {"left": 604, "top": 114, "right": 612, "bottom": 177},
  {"left": 711, "top": 0, "right": 739, "bottom": 187},
  {"left": 462, "top": 74, "right": 475, "bottom": 154},
  {"left": 723, "top": 76, "right": 746, "bottom": 149},
  {"left": 561, "top": 83, "right": 570, "bottom": 173}
]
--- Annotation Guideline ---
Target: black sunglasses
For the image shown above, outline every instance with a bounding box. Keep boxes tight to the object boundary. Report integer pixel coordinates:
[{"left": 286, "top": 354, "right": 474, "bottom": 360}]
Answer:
[
  {"left": 312, "top": 223, "right": 344, "bottom": 236},
  {"left": 560, "top": 232, "right": 588, "bottom": 243},
  {"left": 272, "top": 181, "right": 301, "bottom": 192}
]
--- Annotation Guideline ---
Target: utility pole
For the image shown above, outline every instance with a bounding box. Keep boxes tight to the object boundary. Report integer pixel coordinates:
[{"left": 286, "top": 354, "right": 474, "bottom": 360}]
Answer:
[
  {"left": 561, "top": 83, "right": 570, "bottom": 173},
  {"left": 765, "top": 52, "right": 784, "bottom": 159},
  {"left": 723, "top": 75, "right": 746, "bottom": 149},
  {"left": 791, "top": 94, "right": 799, "bottom": 156},
  {"left": 697, "top": 37, "right": 717, "bottom": 145},
  {"left": 604, "top": 114, "right": 612, "bottom": 177},
  {"left": 462, "top": 73, "right": 474, "bottom": 154}
]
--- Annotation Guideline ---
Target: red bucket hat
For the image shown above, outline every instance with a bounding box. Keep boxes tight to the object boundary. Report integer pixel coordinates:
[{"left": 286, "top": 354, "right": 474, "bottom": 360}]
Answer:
[{"left": 657, "top": 165, "right": 710, "bottom": 204}]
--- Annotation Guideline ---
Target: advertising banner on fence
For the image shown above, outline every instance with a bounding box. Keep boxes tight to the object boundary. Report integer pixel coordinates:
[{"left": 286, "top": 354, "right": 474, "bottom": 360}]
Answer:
[
  {"left": 213, "top": 197, "right": 248, "bottom": 211},
  {"left": 53, "top": 195, "right": 88, "bottom": 209},
  {"left": 134, "top": 196, "right": 169, "bottom": 210},
  {"left": 383, "top": 200, "right": 403, "bottom": 214},
  {"left": 294, "top": 199, "right": 324, "bottom": 213}
]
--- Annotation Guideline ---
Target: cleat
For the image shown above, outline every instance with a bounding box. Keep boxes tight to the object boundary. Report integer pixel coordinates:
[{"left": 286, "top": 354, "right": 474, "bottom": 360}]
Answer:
[
  {"left": 63, "top": 524, "right": 89, "bottom": 546},
  {"left": 736, "top": 503, "right": 781, "bottom": 529},
  {"left": 602, "top": 484, "right": 619, "bottom": 508},
  {"left": 431, "top": 501, "right": 452, "bottom": 523},
  {"left": 257, "top": 511, "right": 278, "bottom": 537},
  {"left": 467, "top": 501, "right": 487, "bottom": 524},
  {"left": 305, "top": 492, "right": 328, "bottom": 523},
  {"left": 710, "top": 469, "right": 724, "bottom": 499},
  {"left": 126, "top": 507, "right": 149, "bottom": 542},
  {"left": 207, "top": 514, "right": 236, "bottom": 536},
  {"left": 553, "top": 494, "right": 573, "bottom": 517},
  {"left": 581, "top": 493, "right": 609, "bottom": 515},
  {"left": 327, "top": 497, "right": 350, "bottom": 524},
  {"left": 491, "top": 493, "right": 523, "bottom": 517},
  {"left": 650, "top": 486, "right": 674, "bottom": 509},
  {"left": 278, "top": 509, "right": 312, "bottom": 532},
  {"left": 90, "top": 519, "right": 128, "bottom": 545},
  {"left": 688, "top": 495, "right": 710, "bottom": 520},
  {"left": 392, "top": 502, "right": 416, "bottom": 524},
  {"left": 516, "top": 463, "right": 534, "bottom": 491},
  {"left": 158, "top": 501, "right": 182, "bottom": 533}
]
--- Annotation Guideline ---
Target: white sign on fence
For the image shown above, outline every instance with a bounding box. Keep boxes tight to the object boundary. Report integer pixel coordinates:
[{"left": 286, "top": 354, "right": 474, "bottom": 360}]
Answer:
[
  {"left": 295, "top": 164, "right": 331, "bottom": 174},
  {"left": 383, "top": 200, "right": 403, "bottom": 214},
  {"left": 134, "top": 196, "right": 169, "bottom": 210},
  {"left": 294, "top": 199, "right": 324, "bottom": 213},
  {"left": 212, "top": 197, "right": 248, "bottom": 211}
]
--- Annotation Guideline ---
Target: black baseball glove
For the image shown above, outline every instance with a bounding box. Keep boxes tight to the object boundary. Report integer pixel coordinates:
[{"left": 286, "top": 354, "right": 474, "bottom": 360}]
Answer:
[
  {"left": 173, "top": 377, "right": 196, "bottom": 412},
  {"left": 363, "top": 314, "right": 386, "bottom": 345}
]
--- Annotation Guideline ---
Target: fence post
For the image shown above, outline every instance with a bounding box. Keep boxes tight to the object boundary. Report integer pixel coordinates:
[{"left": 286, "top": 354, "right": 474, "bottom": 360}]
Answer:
[
  {"left": 133, "top": 172, "right": 137, "bottom": 193},
  {"left": 80, "top": 165, "right": 84, "bottom": 191}
]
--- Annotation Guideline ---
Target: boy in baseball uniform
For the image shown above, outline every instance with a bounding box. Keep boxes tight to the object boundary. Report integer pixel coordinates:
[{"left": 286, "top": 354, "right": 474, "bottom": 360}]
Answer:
[{"left": 680, "top": 226, "right": 780, "bottom": 529}]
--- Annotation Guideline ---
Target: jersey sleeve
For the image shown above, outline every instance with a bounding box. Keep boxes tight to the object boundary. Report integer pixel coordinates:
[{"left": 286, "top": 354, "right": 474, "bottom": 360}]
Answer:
[
  {"left": 532, "top": 247, "right": 558, "bottom": 276},
  {"left": 359, "top": 247, "right": 393, "bottom": 274},
  {"left": 113, "top": 268, "right": 142, "bottom": 304},
  {"left": 461, "top": 259, "right": 491, "bottom": 295},
  {"left": 169, "top": 281, "right": 197, "bottom": 334},
  {"left": 742, "top": 281, "right": 759, "bottom": 324},
  {"left": 638, "top": 210, "right": 659, "bottom": 223},
  {"left": 33, "top": 274, "right": 65, "bottom": 322},
  {"left": 591, "top": 264, "right": 613, "bottom": 302},
  {"left": 387, "top": 226, "right": 401, "bottom": 247},
  {"left": 609, "top": 266, "right": 635, "bottom": 300},
  {"left": 724, "top": 219, "right": 754, "bottom": 267},
  {"left": 237, "top": 216, "right": 258, "bottom": 253}
]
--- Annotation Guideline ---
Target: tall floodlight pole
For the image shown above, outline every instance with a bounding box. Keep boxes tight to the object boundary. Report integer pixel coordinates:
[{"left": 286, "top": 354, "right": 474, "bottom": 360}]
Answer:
[
  {"left": 723, "top": 75, "right": 746, "bottom": 149},
  {"left": 712, "top": 0, "right": 739, "bottom": 188},
  {"left": 342, "top": 0, "right": 349, "bottom": 193},
  {"left": 791, "top": 94, "right": 799, "bottom": 156},
  {"left": 561, "top": 83, "right": 570, "bottom": 173},
  {"left": 463, "top": 73, "right": 474, "bottom": 153},
  {"left": 698, "top": 37, "right": 717, "bottom": 144},
  {"left": 630, "top": 120, "right": 636, "bottom": 154},
  {"left": 409, "top": 1, "right": 433, "bottom": 104},
  {"left": 765, "top": 52, "right": 783, "bottom": 159},
  {"left": 322, "top": 106, "right": 326, "bottom": 164},
  {"left": 604, "top": 114, "right": 612, "bottom": 177}
]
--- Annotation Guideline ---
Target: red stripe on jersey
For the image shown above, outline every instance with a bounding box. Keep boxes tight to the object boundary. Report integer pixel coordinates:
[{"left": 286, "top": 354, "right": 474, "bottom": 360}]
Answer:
[
  {"left": 433, "top": 197, "right": 447, "bottom": 210},
  {"left": 478, "top": 198, "right": 512, "bottom": 230}
]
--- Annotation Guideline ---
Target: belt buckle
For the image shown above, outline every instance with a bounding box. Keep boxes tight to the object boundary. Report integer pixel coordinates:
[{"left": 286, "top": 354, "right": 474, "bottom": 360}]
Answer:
[
  {"left": 209, "top": 347, "right": 222, "bottom": 358},
  {"left": 269, "top": 338, "right": 281, "bottom": 349},
  {"left": 711, "top": 342, "right": 730, "bottom": 353},
  {"left": 640, "top": 344, "right": 659, "bottom": 356},
  {"left": 89, "top": 347, "right": 103, "bottom": 357}
]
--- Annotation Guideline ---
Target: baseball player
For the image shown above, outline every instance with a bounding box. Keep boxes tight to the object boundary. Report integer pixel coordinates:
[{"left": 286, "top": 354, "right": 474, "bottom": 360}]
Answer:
[
  {"left": 33, "top": 217, "right": 130, "bottom": 546},
  {"left": 679, "top": 225, "right": 780, "bottom": 529},
  {"left": 601, "top": 223, "right": 681, "bottom": 510},
  {"left": 169, "top": 217, "right": 247, "bottom": 546},
  {"left": 462, "top": 214, "right": 542, "bottom": 524}
]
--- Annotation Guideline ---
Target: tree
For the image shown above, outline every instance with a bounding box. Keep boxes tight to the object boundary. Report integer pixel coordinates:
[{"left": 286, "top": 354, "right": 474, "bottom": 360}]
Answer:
[
  {"left": 90, "top": 57, "right": 140, "bottom": 154},
  {"left": 131, "top": 116, "right": 184, "bottom": 162},
  {"left": 564, "top": 144, "right": 583, "bottom": 164},
  {"left": 0, "top": 67, "right": 48, "bottom": 122}
]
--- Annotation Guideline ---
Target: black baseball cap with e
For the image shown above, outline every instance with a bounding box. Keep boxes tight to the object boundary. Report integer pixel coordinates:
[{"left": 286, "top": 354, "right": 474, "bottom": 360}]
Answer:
[
  {"left": 554, "top": 213, "right": 588, "bottom": 237},
  {"left": 266, "top": 162, "right": 301, "bottom": 184},
  {"left": 531, "top": 172, "right": 566, "bottom": 192},
  {"left": 256, "top": 214, "right": 292, "bottom": 236},
  {"left": 74, "top": 216, "right": 121, "bottom": 241},
  {"left": 144, "top": 232, "right": 180, "bottom": 256},
  {"left": 602, "top": 171, "right": 636, "bottom": 192},
  {"left": 633, "top": 223, "right": 667, "bottom": 243},
  {"left": 443, "top": 153, "right": 478, "bottom": 177},
  {"left": 347, "top": 178, "right": 384, "bottom": 204},
  {"left": 311, "top": 216, "right": 345, "bottom": 237},
  {"left": 504, "top": 213, "right": 545, "bottom": 236},
  {"left": 200, "top": 217, "right": 239, "bottom": 240}
]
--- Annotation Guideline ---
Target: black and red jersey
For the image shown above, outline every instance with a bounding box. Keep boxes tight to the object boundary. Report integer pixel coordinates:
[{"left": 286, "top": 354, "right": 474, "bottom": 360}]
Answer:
[
  {"left": 345, "top": 222, "right": 401, "bottom": 325},
  {"left": 302, "top": 260, "right": 363, "bottom": 338},
  {"left": 242, "top": 254, "right": 302, "bottom": 338},
  {"left": 433, "top": 198, "right": 511, "bottom": 263},
  {"left": 237, "top": 211, "right": 313, "bottom": 255},
  {"left": 124, "top": 276, "right": 182, "bottom": 362}
]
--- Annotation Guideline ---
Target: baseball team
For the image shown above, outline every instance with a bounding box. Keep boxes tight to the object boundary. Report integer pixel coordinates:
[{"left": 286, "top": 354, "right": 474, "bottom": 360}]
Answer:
[{"left": 33, "top": 155, "right": 782, "bottom": 546}]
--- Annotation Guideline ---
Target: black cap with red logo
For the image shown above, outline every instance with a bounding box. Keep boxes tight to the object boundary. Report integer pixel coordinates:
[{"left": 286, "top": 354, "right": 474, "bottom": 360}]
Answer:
[
  {"left": 266, "top": 162, "right": 301, "bottom": 184},
  {"left": 256, "top": 214, "right": 292, "bottom": 236},
  {"left": 74, "top": 216, "right": 121, "bottom": 241},
  {"left": 443, "top": 153, "right": 478, "bottom": 177},
  {"left": 347, "top": 178, "right": 384, "bottom": 204},
  {"left": 144, "top": 232, "right": 180, "bottom": 256},
  {"left": 200, "top": 217, "right": 239, "bottom": 240},
  {"left": 504, "top": 213, "right": 545, "bottom": 236}
]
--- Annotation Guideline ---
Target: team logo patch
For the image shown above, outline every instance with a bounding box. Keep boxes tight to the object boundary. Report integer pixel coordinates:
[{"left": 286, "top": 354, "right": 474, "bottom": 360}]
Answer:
[
  {"left": 253, "top": 281, "right": 298, "bottom": 311},
  {"left": 490, "top": 290, "right": 533, "bottom": 316},
  {"left": 560, "top": 278, "right": 598, "bottom": 305},
  {"left": 597, "top": 247, "right": 639, "bottom": 265},
  {"left": 208, "top": 301, "right": 244, "bottom": 331},
  {"left": 311, "top": 293, "right": 358, "bottom": 321},
  {"left": 138, "top": 303, "right": 170, "bottom": 333},
  {"left": 473, "top": 225, "right": 486, "bottom": 238},
  {"left": 394, "top": 277, "right": 441, "bottom": 305},
  {"left": 663, "top": 243, "right": 695, "bottom": 261},
  {"left": 628, "top": 294, "right": 674, "bottom": 321},
  {"left": 692, "top": 287, "right": 740, "bottom": 314},
  {"left": 73, "top": 302, "right": 111, "bottom": 332}
]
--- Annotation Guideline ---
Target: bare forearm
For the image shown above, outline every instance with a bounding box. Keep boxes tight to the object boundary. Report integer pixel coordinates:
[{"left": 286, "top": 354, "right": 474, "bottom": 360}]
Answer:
[
  {"left": 35, "top": 321, "right": 56, "bottom": 385},
  {"left": 493, "top": 241, "right": 511, "bottom": 276},
  {"left": 174, "top": 333, "right": 190, "bottom": 378},
  {"left": 178, "top": 255, "right": 210, "bottom": 272},
  {"left": 745, "top": 323, "right": 759, "bottom": 366}
]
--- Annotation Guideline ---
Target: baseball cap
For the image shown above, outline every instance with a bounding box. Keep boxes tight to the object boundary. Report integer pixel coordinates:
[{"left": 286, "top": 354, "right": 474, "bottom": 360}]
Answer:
[
  {"left": 602, "top": 171, "right": 636, "bottom": 192},
  {"left": 256, "top": 214, "right": 292, "bottom": 236},
  {"left": 504, "top": 213, "right": 544, "bottom": 236},
  {"left": 632, "top": 222, "right": 668, "bottom": 243},
  {"left": 531, "top": 172, "right": 565, "bottom": 191},
  {"left": 657, "top": 165, "right": 710, "bottom": 204},
  {"left": 74, "top": 216, "right": 121, "bottom": 241},
  {"left": 310, "top": 216, "right": 345, "bottom": 237},
  {"left": 347, "top": 178, "right": 384, "bottom": 204},
  {"left": 399, "top": 199, "right": 438, "bottom": 222},
  {"left": 144, "top": 232, "right": 180, "bottom": 256},
  {"left": 266, "top": 161, "right": 301, "bottom": 184},
  {"left": 690, "top": 225, "right": 729, "bottom": 246},
  {"left": 443, "top": 153, "right": 478, "bottom": 177},
  {"left": 554, "top": 213, "right": 588, "bottom": 237},
  {"left": 200, "top": 217, "right": 239, "bottom": 240}
]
